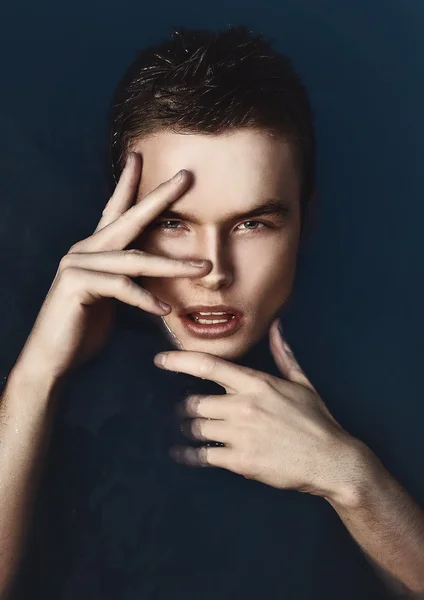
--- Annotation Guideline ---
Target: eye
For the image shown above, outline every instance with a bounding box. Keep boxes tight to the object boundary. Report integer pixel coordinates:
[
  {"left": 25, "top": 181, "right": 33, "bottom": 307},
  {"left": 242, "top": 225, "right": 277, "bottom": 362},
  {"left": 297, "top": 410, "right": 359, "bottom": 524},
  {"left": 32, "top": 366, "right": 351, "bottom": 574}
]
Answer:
[
  {"left": 156, "top": 220, "right": 183, "bottom": 230},
  {"left": 151, "top": 219, "right": 270, "bottom": 233},
  {"left": 236, "top": 220, "right": 267, "bottom": 231}
]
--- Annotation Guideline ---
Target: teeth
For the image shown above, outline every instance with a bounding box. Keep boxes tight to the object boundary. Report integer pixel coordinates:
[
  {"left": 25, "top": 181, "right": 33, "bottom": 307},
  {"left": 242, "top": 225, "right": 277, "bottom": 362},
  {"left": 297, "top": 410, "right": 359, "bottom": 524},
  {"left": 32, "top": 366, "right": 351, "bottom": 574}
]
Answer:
[
  {"left": 195, "top": 318, "right": 232, "bottom": 324},
  {"left": 193, "top": 313, "right": 235, "bottom": 325},
  {"left": 187, "top": 310, "right": 237, "bottom": 324}
]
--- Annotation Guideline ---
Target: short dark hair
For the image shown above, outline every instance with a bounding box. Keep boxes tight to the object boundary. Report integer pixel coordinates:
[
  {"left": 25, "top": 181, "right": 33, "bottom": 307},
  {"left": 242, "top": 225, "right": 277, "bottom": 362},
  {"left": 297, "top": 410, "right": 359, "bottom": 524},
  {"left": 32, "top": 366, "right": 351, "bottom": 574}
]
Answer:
[{"left": 108, "top": 25, "right": 315, "bottom": 228}]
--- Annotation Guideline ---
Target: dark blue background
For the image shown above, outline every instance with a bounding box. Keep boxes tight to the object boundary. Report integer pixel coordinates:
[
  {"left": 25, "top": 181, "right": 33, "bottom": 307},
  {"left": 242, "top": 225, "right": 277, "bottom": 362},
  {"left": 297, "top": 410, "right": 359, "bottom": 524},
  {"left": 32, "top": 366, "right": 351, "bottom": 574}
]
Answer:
[{"left": 1, "top": 1, "right": 423, "bottom": 598}]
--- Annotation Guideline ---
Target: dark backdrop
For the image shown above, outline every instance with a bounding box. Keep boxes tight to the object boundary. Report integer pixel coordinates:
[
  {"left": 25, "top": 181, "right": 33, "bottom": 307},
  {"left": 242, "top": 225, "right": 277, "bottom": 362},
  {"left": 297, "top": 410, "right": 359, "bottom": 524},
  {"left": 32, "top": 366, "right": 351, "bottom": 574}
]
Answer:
[{"left": 0, "top": 0, "right": 424, "bottom": 596}]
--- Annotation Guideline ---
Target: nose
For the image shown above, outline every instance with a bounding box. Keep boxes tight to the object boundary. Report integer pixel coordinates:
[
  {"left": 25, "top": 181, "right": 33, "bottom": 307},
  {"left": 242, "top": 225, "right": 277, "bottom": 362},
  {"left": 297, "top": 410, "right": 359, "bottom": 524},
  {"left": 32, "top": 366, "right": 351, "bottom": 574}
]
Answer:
[{"left": 192, "top": 232, "right": 234, "bottom": 291}]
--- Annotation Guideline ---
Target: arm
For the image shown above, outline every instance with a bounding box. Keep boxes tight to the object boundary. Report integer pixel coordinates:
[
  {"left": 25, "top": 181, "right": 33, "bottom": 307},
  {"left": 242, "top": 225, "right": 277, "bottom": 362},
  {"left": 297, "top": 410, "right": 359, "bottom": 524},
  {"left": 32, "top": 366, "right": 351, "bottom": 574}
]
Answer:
[
  {"left": 324, "top": 439, "right": 424, "bottom": 596},
  {"left": 0, "top": 363, "right": 62, "bottom": 598},
  {"left": 363, "top": 551, "right": 424, "bottom": 598}
]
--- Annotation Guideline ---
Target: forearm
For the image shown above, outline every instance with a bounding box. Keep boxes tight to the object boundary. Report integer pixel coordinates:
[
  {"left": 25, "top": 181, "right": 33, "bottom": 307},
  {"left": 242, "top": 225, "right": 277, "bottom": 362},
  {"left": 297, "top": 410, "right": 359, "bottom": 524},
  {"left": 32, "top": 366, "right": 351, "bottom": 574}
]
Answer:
[
  {"left": 324, "top": 439, "right": 424, "bottom": 594},
  {"left": 0, "top": 363, "right": 61, "bottom": 596}
]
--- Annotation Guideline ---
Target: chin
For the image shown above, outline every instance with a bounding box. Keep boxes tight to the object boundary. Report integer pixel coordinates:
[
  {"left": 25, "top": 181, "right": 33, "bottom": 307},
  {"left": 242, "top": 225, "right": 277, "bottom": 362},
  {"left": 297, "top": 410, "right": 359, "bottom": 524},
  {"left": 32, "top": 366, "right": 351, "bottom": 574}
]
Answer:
[
  {"left": 157, "top": 313, "right": 269, "bottom": 360},
  {"left": 182, "top": 338, "right": 251, "bottom": 361},
  {"left": 173, "top": 321, "right": 267, "bottom": 361}
]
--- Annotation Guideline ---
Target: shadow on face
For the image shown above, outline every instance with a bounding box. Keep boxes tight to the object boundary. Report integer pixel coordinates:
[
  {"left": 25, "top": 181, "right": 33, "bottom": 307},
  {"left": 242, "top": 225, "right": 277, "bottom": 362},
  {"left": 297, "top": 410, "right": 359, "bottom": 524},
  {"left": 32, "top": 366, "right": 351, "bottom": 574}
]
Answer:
[{"left": 130, "top": 128, "right": 302, "bottom": 362}]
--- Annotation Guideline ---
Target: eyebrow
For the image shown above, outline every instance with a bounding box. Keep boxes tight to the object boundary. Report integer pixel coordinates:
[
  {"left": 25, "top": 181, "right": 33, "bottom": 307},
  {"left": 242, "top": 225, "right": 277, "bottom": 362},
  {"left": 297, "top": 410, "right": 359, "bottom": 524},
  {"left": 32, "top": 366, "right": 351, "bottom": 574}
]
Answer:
[{"left": 156, "top": 198, "right": 292, "bottom": 224}]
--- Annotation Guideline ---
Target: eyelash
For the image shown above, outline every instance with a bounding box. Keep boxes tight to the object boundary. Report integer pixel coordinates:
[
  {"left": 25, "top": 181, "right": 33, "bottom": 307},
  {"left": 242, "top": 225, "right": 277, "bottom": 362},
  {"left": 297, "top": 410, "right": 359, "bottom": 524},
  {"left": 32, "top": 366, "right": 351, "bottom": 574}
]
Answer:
[{"left": 154, "top": 220, "right": 269, "bottom": 232}]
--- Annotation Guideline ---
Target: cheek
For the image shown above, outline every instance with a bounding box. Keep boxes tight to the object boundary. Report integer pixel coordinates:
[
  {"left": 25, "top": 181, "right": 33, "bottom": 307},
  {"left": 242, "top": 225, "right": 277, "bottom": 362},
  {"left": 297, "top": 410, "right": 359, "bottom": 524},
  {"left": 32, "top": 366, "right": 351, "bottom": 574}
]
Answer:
[
  {"left": 236, "top": 234, "right": 299, "bottom": 289},
  {"left": 133, "top": 234, "right": 190, "bottom": 296},
  {"left": 234, "top": 238, "right": 299, "bottom": 317},
  {"left": 136, "top": 230, "right": 193, "bottom": 259},
  {"left": 138, "top": 275, "right": 171, "bottom": 297}
]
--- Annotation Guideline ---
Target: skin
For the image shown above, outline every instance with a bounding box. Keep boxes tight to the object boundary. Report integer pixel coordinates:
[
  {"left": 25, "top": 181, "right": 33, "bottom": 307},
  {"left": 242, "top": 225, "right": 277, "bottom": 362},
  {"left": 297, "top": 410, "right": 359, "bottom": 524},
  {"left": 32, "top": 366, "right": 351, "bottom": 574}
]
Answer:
[{"left": 130, "top": 129, "right": 302, "bottom": 360}]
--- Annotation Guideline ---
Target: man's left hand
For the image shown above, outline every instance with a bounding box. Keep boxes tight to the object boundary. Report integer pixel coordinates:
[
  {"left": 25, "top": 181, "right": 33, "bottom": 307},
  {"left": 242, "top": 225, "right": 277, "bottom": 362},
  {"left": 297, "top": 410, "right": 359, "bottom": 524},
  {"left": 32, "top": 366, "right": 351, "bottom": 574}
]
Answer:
[{"left": 153, "top": 317, "right": 360, "bottom": 500}]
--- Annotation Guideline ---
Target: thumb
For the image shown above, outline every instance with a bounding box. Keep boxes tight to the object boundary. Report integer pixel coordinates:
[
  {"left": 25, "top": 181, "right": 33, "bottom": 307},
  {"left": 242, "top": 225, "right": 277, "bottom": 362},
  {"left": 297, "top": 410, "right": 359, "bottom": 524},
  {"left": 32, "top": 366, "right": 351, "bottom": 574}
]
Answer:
[{"left": 269, "top": 318, "right": 316, "bottom": 392}]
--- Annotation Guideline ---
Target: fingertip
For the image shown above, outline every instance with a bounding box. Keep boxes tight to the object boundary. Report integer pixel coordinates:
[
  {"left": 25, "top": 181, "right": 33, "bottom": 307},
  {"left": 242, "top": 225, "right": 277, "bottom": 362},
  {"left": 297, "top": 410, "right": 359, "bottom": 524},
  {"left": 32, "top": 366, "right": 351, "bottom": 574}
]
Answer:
[
  {"left": 158, "top": 300, "right": 171, "bottom": 313},
  {"left": 188, "top": 260, "right": 209, "bottom": 268},
  {"left": 127, "top": 151, "right": 142, "bottom": 171}
]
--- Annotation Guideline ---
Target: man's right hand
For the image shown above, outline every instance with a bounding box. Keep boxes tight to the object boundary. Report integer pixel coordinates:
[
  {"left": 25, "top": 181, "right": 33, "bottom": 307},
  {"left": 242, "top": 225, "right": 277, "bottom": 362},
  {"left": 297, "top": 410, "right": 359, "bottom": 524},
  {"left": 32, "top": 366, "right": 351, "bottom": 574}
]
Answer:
[{"left": 14, "top": 152, "right": 211, "bottom": 382}]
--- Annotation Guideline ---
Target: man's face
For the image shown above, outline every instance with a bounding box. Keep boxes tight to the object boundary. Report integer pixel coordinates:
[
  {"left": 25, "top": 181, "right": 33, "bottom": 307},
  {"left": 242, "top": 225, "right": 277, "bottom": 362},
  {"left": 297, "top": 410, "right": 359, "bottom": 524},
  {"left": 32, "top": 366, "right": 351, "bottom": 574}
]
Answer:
[{"left": 131, "top": 128, "right": 302, "bottom": 361}]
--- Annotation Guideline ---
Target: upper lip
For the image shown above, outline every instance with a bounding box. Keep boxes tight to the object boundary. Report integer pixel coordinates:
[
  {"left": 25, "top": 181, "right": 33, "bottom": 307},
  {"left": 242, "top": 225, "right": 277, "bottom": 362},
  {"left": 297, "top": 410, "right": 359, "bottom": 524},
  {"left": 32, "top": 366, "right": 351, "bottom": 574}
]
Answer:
[{"left": 180, "top": 304, "right": 242, "bottom": 316}]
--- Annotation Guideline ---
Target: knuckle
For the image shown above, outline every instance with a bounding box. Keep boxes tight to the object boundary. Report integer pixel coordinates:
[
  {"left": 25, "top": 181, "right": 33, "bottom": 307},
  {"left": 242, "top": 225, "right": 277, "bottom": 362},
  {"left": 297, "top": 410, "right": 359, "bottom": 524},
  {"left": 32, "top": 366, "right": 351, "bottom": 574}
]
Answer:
[
  {"left": 123, "top": 248, "right": 143, "bottom": 258},
  {"left": 197, "top": 446, "right": 210, "bottom": 467},
  {"left": 68, "top": 242, "right": 82, "bottom": 254},
  {"left": 186, "top": 394, "right": 201, "bottom": 415},
  {"left": 255, "top": 371, "right": 270, "bottom": 385},
  {"left": 239, "top": 398, "right": 257, "bottom": 420},
  {"left": 198, "top": 355, "right": 216, "bottom": 377},
  {"left": 58, "top": 254, "right": 72, "bottom": 271},
  {"left": 190, "top": 418, "right": 204, "bottom": 441},
  {"left": 252, "top": 372, "right": 271, "bottom": 392},
  {"left": 118, "top": 274, "right": 133, "bottom": 288},
  {"left": 58, "top": 266, "right": 80, "bottom": 289}
]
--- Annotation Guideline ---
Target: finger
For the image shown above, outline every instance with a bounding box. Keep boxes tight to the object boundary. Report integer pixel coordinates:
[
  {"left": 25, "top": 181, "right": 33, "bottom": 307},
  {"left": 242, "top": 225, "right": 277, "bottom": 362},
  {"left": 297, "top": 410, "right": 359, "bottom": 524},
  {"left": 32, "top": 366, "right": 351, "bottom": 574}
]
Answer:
[
  {"left": 154, "top": 351, "right": 264, "bottom": 394},
  {"left": 61, "top": 249, "right": 211, "bottom": 278},
  {"left": 59, "top": 266, "right": 172, "bottom": 315},
  {"left": 169, "top": 445, "right": 234, "bottom": 469},
  {"left": 179, "top": 418, "right": 233, "bottom": 445},
  {"left": 94, "top": 152, "right": 142, "bottom": 233},
  {"left": 78, "top": 169, "right": 190, "bottom": 253},
  {"left": 176, "top": 393, "right": 235, "bottom": 420},
  {"left": 269, "top": 318, "right": 316, "bottom": 393}
]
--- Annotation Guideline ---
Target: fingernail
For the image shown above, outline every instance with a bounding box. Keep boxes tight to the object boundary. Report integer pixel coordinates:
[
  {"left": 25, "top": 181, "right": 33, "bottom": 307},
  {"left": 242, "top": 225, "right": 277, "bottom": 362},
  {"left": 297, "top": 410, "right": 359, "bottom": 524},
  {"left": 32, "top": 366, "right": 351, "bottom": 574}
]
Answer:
[
  {"left": 158, "top": 300, "right": 171, "bottom": 312},
  {"left": 172, "top": 169, "right": 185, "bottom": 182},
  {"left": 154, "top": 353, "right": 167, "bottom": 368},
  {"left": 189, "top": 260, "right": 207, "bottom": 267},
  {"left": 126, "top": 152, "right": 135, "bottom": 166}
]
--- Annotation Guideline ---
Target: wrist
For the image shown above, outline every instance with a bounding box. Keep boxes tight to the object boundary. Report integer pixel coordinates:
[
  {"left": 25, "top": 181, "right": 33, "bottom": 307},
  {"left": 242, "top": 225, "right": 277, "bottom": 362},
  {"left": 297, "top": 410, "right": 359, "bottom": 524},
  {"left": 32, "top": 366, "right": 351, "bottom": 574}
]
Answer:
[
  {"left": 7, "top": 358, "right": 63, "bottom": 403},
  {"left": 318, "top": 435, "right": 379, "bottom": 510}
]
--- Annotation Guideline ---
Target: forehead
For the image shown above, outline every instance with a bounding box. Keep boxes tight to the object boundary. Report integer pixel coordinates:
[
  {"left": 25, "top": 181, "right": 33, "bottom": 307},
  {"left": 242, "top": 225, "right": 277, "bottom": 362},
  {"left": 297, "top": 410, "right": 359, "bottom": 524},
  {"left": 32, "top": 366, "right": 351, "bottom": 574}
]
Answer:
[{"left": 131, "top": 129, "right": 300, "bottom": 214}]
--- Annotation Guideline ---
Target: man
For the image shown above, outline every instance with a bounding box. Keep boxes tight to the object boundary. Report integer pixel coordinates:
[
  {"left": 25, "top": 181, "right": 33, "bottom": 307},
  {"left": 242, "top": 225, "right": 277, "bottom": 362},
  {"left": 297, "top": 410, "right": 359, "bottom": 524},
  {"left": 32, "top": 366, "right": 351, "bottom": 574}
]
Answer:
[{"left": 1, "top": 25, "right": 423, "bottom": 599}]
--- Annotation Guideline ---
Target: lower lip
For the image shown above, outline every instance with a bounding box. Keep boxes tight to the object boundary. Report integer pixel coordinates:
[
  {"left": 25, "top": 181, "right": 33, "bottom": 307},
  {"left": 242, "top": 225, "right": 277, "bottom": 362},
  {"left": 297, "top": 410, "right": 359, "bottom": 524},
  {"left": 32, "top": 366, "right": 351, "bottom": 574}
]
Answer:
[{"left": 179, "top": 314, "right": 243, "bottom": 339}]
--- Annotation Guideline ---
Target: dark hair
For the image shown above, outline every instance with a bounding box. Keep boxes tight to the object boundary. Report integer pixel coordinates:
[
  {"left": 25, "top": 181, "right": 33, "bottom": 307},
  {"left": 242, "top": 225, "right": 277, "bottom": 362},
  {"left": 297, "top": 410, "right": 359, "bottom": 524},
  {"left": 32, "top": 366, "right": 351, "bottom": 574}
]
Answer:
[{"left": 108, "top": 25, "right": 315, "bottom": 228}]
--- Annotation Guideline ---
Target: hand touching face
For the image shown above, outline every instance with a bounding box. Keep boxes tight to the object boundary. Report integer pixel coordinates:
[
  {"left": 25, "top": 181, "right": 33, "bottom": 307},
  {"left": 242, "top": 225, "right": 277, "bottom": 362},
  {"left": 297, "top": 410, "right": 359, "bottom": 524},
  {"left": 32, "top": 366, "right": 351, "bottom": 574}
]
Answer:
[
  {"left": 154, "top": 318, "right": 359, "bottom": 506},
  {"left": 131, "top": 129, "right": 302, "bottom": 361}
]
